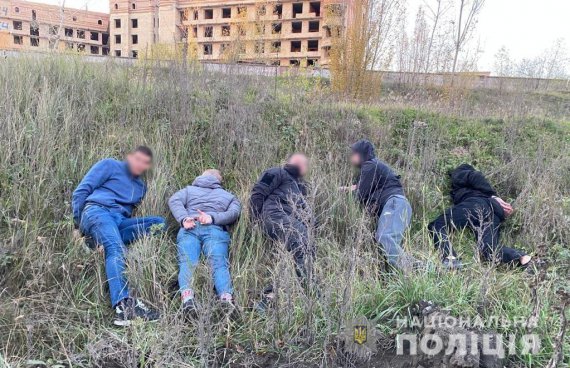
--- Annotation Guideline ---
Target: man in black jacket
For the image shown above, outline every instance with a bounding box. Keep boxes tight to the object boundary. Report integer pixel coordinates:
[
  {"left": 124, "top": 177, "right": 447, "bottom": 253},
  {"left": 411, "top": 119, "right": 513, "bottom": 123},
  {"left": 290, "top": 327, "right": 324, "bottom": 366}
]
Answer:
[
  {"left": 346, "top": 140, "right": 419, "bottom": 271},
  {"left": 428, "top": 164, "right": 532, "bottom": 269},
  {"left": 250, "top": 153, "right": 314, "bottom": 310}
]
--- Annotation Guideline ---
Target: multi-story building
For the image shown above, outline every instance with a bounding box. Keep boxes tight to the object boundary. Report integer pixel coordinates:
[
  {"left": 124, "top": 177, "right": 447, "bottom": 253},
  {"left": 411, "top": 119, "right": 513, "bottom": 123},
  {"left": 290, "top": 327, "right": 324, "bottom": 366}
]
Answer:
[
  {"left": 0, "top": 0, "right": 109, "bottom": 55},
  {"left": 109, "top": 0, "right": 354, "bottom": 67}
]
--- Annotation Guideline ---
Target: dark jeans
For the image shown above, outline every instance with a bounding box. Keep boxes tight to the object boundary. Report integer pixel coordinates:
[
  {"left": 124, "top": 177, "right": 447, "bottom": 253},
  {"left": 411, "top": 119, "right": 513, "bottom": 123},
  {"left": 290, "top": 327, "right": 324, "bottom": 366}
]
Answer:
[
  {"left": 428, "top": 197, "right": 525, "bottom": 265},
  {"left": 80, "top": 205, "right": 166, "bottom": 307},
  {"left": 262, "top": 217, "right": 315, "bottom": 294}
]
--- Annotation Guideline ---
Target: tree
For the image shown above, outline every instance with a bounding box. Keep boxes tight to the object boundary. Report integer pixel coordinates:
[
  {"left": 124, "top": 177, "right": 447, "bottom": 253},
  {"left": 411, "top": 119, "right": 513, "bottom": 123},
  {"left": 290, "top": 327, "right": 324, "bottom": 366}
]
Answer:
[
  {"left": 493, "top": 46, "right": 513, "bottom": 77},
  {"left": 451, "top": 0, "right": 485, "bottom": 73}
]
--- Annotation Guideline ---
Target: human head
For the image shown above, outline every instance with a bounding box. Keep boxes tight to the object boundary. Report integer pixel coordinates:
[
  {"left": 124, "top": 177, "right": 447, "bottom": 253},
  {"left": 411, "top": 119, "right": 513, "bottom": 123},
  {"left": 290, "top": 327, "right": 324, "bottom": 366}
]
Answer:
[
  {"left": 126, "top": 146, "right": 153, "bottom": 177},
  {"left": 287, "top": 153, "right": 309, "bottom": 177},
  {"left": 350, "top": 139, "right": 376, "bottom": 167},
  {"left": 202, "top": 168, "right": 223, "bottom": 182}
]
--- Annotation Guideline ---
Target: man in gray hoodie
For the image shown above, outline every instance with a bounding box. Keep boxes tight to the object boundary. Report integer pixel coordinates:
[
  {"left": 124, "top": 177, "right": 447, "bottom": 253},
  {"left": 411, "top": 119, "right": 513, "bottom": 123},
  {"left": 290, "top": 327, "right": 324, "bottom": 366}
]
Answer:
[{"left": 168, "top": 169, "right": 241, "bottom": 314}]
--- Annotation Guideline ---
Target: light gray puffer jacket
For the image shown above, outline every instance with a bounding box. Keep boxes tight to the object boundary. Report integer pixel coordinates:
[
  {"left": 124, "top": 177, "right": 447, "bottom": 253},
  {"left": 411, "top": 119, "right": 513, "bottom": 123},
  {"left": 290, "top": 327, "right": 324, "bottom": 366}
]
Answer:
[{"left": 168, "top": 175, "right": 241, "bottom": 227}]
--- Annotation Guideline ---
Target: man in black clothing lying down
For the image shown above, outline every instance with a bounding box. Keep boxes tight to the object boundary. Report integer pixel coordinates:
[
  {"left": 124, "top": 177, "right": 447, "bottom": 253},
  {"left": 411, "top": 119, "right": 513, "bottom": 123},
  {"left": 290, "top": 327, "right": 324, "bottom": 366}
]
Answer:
[{"left": 428, "top": 164, "right": 533, "bottom": 270}]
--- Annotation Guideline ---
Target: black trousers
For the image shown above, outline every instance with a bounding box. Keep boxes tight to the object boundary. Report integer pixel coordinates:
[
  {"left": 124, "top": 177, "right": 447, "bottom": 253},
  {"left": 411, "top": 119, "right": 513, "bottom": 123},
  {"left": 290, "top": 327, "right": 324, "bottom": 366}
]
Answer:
[
  {"left": 428, "top": 197, "right": 526, "bottom": 265},
  {"left": 262, "top": 217, "right": 315, "bottom": 294}
]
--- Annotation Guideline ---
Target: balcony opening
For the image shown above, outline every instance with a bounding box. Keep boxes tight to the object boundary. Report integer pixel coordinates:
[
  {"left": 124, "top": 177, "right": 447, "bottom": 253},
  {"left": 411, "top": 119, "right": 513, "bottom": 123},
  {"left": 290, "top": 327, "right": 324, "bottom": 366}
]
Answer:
[
  {"left": 292, "top": 21, "right": 302, "bottom": 33},
  {"left": 204, "top": 9, "right": 213, "bottom": 20},
  {"left": 292, "top": 3, "right": 303, "bottom": 18},
  {"left": 273, "top": 4, "right": 282, "bottom": 19},
  {"left": 309, "top": 20, "right": 319, "bottom": 32},
  {"left": 222, "top": 7, "right": 231, "bottom": 18},
  {"left": 309, "top": 2, "right": 321, "bottom": 16},
  {"left": 291, "top": 40, "right": 301, "bottom": 53},
  {"left": 308, "top": 39, "right": 319, "bottom": 52}
]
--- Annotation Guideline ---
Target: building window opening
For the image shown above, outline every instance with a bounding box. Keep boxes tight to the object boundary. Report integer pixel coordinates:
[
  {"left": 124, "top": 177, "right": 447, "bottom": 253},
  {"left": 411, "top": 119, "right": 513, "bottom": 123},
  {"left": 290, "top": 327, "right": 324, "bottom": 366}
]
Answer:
[
  {"left": 13, "top": 21, "right": 22, "bottom": 30},
  {"left": 272, "top": 22, "right": 281, "bottom": 34},
  {"left": 115, "top": 35, "right": 121, "bottom": 44},
  {"left": 90, "top": 32, "right": 99, "bottom": 41},
  {"left": 131, "top": 50, "right": 138, "bottom": 58},
  {"left": 203, "top": 43, "right": 212, "bottom": 55},
  {"left": 292, "top": 21, "right": 302, "bottom": 33},
  {"left": 290, "top": 59, "right": 300, "bottom": 66},
  {"left": 77, "top": 44, "right": 85, "bottom": 52},
  {"left": 204, "top": 26, "right": 213, "bottom": 37},
  {"left": 132, "top": 35, "right": 138, "bottom": 44},
  {"left": 114, "top": 4, "right": 118, "bottom": 10},
  {"left": 273, "top": 4, "right": 282, "bottom": 18},
  {"left": 204, "top": 9, "right": 213, "bottom": 20},
  {"left": 98, "top": 19, "right": 103, "bottom": 25},
  {"left": 222, "top": 25, "right": 230, "bottom": 36},
  {"left": 29, "top": 25, "right": 39, "bottom": 36},
  {"left": 309, "top": 20, "right": 319, "bottom": 32},
  {"left": 308, "top": 39, "right": 319, "bottom": 52},
  {"left": 13, "top": 35, "right": 23, "bottom": 45},
  {"left": 114, "top": 19, "right": 121, "bottom": 28},
  {"left": 77, "top": 30, "right": 85, "bottom": 39},
  {"left": 291, "top": 40, "right": 301, "bottom": 52},
  {"left": 90, "top": 46, "right": 99, "bottom": 54},
  {"left": 31, "top": 37, "right": 39, "bottom": 47},
  {"left": 64, "top": 28, "right": 73, "bottom": 37},
  {"left": 115, "top": 50, "right": 121, "bottom": 57},
  {"left": 307, "top": 58, "right": 318, "bottom": 66},
  {"left": 271, "top": 41, "right": 281, "bottom": 53},
  {"left": 32, "top": 10, "right": 37, "bottom": 20},
  {"left": 132, "top": 3, "right": 136, "bottom": 10},
  {"left": 222, "top": 7, "right": 231, "bottom": 18},
  {"left": 132, "top": 19, "right": 138, "bottom": 28}
]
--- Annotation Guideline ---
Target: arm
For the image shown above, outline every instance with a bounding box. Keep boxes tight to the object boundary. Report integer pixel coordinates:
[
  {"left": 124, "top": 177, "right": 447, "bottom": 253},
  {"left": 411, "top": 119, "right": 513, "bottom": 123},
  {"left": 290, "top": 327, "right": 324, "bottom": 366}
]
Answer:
[
  {"left": 72, "top": 159, "right": 112, "bottom": 226},
  {"left": 210, "top": 196, "right": 242, "bottom": 226},
  {"left": 467, "top": 171, "right": 497, "bottom": 197},
  {"left": 249, "top": 168, "right": 283, "bottom": 220},
  {"left": 168, "top": 187, "right": 191, "bottom": 226}
]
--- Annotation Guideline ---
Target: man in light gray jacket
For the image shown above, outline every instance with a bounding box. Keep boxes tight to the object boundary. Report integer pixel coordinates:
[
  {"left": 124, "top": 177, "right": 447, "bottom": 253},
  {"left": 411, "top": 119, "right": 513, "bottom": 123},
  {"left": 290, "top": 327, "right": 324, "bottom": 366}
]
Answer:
[{"left": 168, "top": 169, "right": 241, "bottom": 314}]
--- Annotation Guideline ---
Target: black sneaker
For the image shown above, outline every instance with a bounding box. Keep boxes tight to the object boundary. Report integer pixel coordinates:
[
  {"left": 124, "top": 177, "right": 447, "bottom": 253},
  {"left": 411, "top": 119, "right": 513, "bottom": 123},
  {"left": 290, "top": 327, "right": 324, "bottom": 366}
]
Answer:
[
  {"left": 114, "top": 298, "right": 160, "bottom": 326},
  {"left": 182, "top": 299, "right": 198, "bottom": 320},
  {"left": 254, "top": 294, "right": 274, "bottom": 314}
]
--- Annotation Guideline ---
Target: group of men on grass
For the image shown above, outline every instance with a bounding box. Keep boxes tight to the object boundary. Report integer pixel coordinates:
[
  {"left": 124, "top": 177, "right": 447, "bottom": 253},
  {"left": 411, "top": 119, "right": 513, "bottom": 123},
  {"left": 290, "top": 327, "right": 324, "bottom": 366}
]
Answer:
[{"left": 72, "top": 141, "right": 533, "bottom": 326}]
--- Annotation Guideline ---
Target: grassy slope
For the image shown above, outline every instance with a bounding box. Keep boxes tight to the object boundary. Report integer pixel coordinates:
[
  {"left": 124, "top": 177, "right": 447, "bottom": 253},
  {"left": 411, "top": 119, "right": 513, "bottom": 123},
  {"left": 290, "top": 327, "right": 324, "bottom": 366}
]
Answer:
[{"left": 0, "top": 57, "right": 569, "bottom": 367}]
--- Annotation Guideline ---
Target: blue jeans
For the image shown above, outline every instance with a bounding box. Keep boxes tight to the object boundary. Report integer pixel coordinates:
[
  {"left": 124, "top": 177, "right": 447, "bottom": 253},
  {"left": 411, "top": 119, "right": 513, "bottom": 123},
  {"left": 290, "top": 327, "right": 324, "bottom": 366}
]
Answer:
[
  {"left": 79, "top": 205, "right": 166, "bottom": 307},
  {"left": 177, "top": 224, "right": 232, "bottom": 297},
  {"left": 376, "top": 195, "right": 412, "bottom": 266}
]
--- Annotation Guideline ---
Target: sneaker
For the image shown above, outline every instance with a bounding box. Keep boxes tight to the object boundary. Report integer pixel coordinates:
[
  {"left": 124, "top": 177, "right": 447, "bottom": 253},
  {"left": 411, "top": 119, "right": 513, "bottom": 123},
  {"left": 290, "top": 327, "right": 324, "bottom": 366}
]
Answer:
[
  {"left": 182, "top": 299, "right": 198, "bottom": 320},
  {"left": 522, "top": 257, "right": 546, "bottom": 275},
  {"left": 442, "top": 257, "right": 463, "bottom": 271},
  {"left": 219, "top": 297, "right": 238, "bottom": 320},
  {"left": 254, "top": 293, "right": 274, "bottom": 314},
  {"left": 113, "top": 298, "right": 160, "bottom": 326}
]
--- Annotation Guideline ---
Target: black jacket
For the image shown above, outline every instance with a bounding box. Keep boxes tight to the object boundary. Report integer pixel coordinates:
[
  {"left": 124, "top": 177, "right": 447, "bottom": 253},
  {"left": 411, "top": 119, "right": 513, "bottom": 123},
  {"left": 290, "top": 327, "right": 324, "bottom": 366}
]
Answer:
[
  {"left": 352, "top": 140, "right": 405, "bottom": 215},
  {"left": 249, "top": 164, "right": 309, "bottom": 222},
  {"left": 449, "top": 164, "right": 505, "bottom": 220}
]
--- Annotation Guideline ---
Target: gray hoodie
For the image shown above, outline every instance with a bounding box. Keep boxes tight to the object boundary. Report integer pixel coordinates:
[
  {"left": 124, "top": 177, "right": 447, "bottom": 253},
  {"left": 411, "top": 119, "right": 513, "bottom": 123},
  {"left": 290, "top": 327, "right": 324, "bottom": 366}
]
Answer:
[{"left": 168, "top": 175, "right": 241, "bottom": 227}]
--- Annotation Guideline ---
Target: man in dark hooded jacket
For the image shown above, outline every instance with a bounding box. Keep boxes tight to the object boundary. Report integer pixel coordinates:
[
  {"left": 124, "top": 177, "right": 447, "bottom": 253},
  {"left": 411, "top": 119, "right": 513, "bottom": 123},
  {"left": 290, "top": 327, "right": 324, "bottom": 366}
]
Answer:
[
  {"left": 428, "top": 164, "right": 532, "bottom": 269},
  {"left": 346, "top": 139, "right": 419, "bottom": 271},
  {"left": 249, "top": 153, "right": 313, "bottom": 310}
]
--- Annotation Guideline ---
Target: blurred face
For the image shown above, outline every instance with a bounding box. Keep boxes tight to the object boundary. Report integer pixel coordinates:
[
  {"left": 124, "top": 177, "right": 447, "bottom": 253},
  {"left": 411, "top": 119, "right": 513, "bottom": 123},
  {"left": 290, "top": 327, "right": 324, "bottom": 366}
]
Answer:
[
  {"left": 288, "top": 153, "right": 309, "bottom": 177},
  {"left": 350, "top": 151, "right": 361, "bottom": 167},
  {"left": 126, "top": 151, "right": 152, "bottom": 176}
]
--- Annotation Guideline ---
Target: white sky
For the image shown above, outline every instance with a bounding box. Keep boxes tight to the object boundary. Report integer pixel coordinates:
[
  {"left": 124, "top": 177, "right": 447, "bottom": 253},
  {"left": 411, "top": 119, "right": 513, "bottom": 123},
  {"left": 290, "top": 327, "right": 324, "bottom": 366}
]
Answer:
[{"left": 37, "top": 0, "right": 570, "bottom": 71}]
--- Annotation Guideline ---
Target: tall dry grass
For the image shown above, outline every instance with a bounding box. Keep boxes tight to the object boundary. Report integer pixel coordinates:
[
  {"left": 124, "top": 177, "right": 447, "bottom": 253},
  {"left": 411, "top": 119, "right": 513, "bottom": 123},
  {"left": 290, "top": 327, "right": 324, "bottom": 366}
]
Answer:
[{"left": 0, "top": 55, "right": 568, "bottom": 367}]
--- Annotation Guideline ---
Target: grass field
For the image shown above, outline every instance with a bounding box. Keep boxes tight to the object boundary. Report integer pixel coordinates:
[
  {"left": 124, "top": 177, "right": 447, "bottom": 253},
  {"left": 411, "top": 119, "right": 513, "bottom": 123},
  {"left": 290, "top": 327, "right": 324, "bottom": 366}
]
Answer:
[{"left": 0, "top": 56, "right": 568, "bottom": 367}]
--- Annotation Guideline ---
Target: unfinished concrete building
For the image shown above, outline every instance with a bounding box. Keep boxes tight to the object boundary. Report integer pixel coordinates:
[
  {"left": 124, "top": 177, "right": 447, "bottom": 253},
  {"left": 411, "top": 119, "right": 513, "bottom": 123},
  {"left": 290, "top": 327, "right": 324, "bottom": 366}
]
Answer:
[
  {"left": 109, "top": 0, "right": 355, "bottom": 67},
  {"left": 0, "top": 0, "right": 109, "bottom": 55}
]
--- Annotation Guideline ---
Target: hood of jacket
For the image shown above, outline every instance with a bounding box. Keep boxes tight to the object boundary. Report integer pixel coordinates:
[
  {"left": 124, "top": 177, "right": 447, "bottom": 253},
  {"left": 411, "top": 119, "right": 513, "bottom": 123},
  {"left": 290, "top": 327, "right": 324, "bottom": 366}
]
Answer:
[
  {"left": 351, "top": 139, "right": 376, "bottom": 164},
  {"left": 192, "top": 174, "right": 222, "bottom": 189},
  {"left": 450, "top": 163, "right": 475, "bottom": 184}
]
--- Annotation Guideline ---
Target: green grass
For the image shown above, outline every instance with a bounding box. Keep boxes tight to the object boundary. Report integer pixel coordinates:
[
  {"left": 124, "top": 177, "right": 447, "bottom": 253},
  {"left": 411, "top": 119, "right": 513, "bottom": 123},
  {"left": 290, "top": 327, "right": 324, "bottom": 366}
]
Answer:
[{"left": 0, "top": 56, "right": 568, "bottom": 367}]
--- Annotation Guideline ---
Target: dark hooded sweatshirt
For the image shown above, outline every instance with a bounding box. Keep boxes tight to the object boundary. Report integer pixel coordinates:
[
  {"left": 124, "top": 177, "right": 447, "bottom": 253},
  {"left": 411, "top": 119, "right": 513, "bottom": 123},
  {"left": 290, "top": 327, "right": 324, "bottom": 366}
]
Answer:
[
  {"left": 352, "top": 140, "right": 405, "bottom": 215},
  {"left": 249, "top": 164, "right": 309, "bottom": 223},
  {"left": 449, "top": 164, "right": 506, "bottom": 220}
]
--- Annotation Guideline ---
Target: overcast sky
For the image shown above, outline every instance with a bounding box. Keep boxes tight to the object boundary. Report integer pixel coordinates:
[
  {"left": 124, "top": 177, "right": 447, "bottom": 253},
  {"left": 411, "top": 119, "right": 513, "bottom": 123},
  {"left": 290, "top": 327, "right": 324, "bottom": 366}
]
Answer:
[{"left": 37, "top": 0, "right": 570, "bottom": 71}]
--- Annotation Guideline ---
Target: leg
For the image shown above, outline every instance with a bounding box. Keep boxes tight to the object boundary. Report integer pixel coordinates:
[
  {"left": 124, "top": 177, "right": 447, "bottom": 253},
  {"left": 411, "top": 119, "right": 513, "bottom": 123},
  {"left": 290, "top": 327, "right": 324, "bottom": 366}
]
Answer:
[
  {"left": 428, "top": 202, "right": 472, "bottom": 260},
  {"left": 118, "top": 216, "right": 166, "bottom": 245},
  {"left": 176, "top": 228, "right": 202, "bottom": 300},
  {"left": 375, "top": 196, "right": 412, "bottom": 266},
  {"left": 478, "top": 215, "right": 526, "bottom": 265},
  {"left": 282, "top": 220, "right": 312, "bottom": 279},
  {"left": 202, "top": 226, "right": 233, "bottom": 296},
  {"left": 80, "top": 207, "right": 129, "bottom": 307}
]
